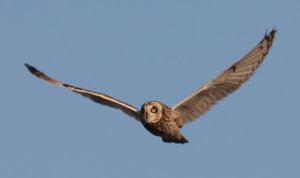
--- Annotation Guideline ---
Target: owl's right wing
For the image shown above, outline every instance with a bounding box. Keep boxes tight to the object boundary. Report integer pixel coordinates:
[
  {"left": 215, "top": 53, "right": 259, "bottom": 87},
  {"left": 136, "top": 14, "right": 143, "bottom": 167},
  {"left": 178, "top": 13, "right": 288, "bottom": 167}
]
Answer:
[
  {"left": 25, "top": 64, "right": 140, "bottom": 121},
  {"left": 172, "top": 29, "right": 276, "bottom": 127}
]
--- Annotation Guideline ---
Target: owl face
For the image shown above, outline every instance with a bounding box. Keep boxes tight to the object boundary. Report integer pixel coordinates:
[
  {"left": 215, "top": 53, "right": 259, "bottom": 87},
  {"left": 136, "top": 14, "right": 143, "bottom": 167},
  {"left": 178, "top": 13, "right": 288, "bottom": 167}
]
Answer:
[{"left": 140, "top": 101, "right": 163, "bottom": 124}]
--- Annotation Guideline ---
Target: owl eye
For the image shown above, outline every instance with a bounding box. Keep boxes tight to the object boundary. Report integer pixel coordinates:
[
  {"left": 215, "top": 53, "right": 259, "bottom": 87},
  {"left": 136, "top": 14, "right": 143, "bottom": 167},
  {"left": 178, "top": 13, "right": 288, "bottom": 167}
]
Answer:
[{"left": 150, "top": 107, "right": 157, "bottom": 113}]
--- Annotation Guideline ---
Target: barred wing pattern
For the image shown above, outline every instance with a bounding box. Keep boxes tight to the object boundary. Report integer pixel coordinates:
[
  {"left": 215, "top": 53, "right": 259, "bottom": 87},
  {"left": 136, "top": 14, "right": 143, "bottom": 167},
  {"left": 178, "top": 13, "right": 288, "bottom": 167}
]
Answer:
[
  {"left": 172, "top": 29, "right": 276, "bottom": 127},
  {"left": 25, "top": 64, "right": 140, "bottom": 121}
]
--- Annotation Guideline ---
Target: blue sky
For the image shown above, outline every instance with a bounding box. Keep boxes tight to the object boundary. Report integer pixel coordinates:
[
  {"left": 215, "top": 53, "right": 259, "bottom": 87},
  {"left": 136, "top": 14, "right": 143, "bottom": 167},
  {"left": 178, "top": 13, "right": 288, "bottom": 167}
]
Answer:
[{"left": 1, "top": 0, "right": 300, "bottom": 177}]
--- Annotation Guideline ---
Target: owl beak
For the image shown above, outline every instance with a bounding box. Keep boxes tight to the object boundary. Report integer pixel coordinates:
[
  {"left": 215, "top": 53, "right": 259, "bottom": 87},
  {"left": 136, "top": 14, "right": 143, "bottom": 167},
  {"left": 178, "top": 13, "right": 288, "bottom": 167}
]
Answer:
[
  {"left": 141, "top": 111, "right": 147, "bottom": 119},
  {"left": 140, "top": 110, "right": 149, "bottom": 123}
]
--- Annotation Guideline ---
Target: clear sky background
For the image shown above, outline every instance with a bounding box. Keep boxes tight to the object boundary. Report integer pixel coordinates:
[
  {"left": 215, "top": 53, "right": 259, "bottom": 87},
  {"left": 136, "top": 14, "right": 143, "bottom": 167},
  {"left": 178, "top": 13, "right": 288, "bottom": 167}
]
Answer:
[{"left": 1, "top": 1, "right": 299, "bottom": 178}]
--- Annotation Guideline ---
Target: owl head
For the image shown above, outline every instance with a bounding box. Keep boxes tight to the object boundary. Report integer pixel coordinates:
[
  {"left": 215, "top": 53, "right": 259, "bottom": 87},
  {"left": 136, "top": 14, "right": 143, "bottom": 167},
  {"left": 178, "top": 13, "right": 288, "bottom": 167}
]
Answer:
[{"left": 140, "top": 101, "right": 164, "bottom": 124}]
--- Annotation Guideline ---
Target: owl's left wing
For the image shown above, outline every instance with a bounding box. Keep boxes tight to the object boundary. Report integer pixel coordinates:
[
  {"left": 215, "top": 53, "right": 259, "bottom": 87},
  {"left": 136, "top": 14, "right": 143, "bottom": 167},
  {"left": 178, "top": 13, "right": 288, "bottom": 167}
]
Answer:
[
  {"left": 172, "top": 29, "right": 276, "bottom": 127},
  {"left": 25, "top": 64, "right": 140, "bottom": 121}
]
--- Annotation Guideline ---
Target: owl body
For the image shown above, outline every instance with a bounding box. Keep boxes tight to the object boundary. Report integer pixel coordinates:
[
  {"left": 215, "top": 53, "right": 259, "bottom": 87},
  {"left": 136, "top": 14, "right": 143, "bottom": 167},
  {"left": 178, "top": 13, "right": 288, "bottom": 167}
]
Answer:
[{"left": 140, "top": 101, "right": 188, "bottom": 143}]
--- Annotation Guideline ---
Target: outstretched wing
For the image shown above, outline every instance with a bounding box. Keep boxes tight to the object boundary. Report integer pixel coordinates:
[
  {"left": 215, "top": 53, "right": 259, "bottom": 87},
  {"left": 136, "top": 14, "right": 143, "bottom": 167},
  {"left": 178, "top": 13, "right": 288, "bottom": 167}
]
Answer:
[
  {"left": 172, "top": 29, "right": 276, "bottom": 127},
  {"left": 25, "top": 64, "right": 140, "bottom": 121}
]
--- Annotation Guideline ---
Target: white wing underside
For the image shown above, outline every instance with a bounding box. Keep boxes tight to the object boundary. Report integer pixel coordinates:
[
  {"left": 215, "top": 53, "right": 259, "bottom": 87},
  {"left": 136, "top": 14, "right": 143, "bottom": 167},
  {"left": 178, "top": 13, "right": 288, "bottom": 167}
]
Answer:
[{"left": 172, "top": 29, "right": 276, "bottom": 127}]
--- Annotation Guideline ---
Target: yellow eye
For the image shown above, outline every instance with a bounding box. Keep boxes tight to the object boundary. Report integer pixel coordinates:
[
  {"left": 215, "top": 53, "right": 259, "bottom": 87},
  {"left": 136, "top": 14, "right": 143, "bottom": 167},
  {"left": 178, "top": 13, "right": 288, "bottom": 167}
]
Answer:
[{"left": 150, "top": 107, "right": 157, "bottom": 113}]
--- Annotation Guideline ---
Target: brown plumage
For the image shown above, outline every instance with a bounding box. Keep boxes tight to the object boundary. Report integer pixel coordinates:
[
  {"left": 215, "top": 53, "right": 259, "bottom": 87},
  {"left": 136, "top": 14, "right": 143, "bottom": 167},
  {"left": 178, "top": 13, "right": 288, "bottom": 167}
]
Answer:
[
  {"left": 25, "top": 29, "right": 276, "bottom": 144},
  {"left": 141, "top": 102, "right": 188, "bottom": 144}
]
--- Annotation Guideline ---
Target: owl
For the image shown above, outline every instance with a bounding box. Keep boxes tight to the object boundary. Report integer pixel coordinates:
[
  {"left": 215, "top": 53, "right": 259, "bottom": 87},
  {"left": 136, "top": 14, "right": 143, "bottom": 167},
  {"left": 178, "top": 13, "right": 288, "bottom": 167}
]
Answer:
[{"left": 25, "top": 29, "right": 276, "bottom": 144}]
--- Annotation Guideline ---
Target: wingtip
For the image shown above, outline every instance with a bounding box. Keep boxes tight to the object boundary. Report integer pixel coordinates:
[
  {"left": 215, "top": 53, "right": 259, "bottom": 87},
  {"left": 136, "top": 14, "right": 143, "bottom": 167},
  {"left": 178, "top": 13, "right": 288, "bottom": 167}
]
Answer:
[
  {"left": 261, "top": 27, "right": 277, "bottom": 46},
  {"left": 265, "top": 27, "right": 277, "bottom": 37},
  {"left": 24, "top": 63, "right": 31, "bottom": 69},
  {"left": 270, "top": 27, "right": 277, "bottom": 35},
  {"left": 24, "top": 63, "right": 41, "bottom": 77},
  {"left": 25, "top": 63, "right": 35, "bottom": 73},
  {"left": 24, "top": 63, "right": 30, "bottom": 69}
]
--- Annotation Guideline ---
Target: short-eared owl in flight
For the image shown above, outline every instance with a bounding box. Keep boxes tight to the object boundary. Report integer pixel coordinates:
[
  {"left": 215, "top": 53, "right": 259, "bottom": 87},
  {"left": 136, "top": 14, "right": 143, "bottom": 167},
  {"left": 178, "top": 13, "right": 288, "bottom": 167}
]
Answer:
[{"left": 25, "top": 29, "right": 276, "bottom": 144}]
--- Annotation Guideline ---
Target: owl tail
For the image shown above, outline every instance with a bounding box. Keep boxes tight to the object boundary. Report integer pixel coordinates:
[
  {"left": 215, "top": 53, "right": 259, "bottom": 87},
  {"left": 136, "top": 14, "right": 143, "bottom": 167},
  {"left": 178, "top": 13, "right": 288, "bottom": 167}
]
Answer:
[
  {"left": 177, "top": 135, "right": 189, "bottom": 144},
  {"left": 162, "top": 135, "right": 189, "bottom": 144}
]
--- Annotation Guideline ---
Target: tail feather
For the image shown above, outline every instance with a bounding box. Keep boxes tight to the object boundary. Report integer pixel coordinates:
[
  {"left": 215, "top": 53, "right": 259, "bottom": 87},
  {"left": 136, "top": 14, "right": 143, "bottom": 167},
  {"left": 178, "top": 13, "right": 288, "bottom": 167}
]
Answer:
[
  {"left": 179, "top": 136, "right": 189, "bottom": 144},
  {"left": 162, "top": 135, "right": 189, "bottom": 144}
]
